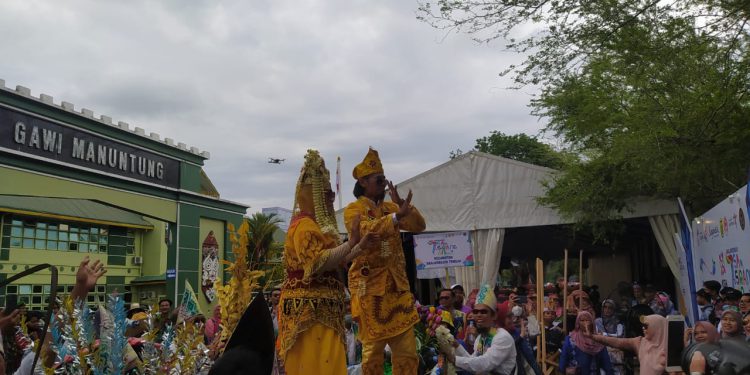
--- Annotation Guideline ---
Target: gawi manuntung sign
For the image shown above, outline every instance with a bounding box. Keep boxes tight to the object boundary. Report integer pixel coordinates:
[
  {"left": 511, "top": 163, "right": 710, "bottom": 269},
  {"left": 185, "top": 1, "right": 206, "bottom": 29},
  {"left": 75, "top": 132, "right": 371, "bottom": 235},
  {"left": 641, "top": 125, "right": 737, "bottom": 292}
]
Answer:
[
  {"left": 414, "top": 231, "right": 473, "bottom": 270},
  {"left": 691, "top": 185, "right": 750, "bottom": 292},
  {"left": 0, "top": 105, "right": 180, "bottom": 188}
]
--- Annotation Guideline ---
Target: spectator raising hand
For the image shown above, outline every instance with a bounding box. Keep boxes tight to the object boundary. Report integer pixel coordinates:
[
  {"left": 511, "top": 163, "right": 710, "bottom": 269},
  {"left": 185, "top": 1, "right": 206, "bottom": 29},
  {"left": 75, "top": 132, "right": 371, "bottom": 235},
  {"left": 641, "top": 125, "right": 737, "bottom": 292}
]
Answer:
[{"left": 71, "top": 256, "right": 107, "bottom": 302}]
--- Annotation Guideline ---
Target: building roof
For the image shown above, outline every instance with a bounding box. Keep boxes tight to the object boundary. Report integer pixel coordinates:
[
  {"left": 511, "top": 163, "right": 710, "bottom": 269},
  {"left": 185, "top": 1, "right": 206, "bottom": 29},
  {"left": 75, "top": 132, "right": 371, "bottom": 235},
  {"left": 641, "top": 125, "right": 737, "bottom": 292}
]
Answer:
[{"left": 0, "top": 195, "right": 154, "bottom": 229}]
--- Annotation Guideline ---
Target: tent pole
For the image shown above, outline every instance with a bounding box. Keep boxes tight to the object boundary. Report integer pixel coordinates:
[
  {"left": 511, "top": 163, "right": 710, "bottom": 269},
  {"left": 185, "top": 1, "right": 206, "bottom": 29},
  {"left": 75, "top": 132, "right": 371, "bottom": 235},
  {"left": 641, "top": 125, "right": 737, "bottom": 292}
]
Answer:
[
  {"left": 579, "top": 249, "right": 583, "bottom": 292},
  {"left": 537, "top": 258, "right": 547, "bottom": 374}
]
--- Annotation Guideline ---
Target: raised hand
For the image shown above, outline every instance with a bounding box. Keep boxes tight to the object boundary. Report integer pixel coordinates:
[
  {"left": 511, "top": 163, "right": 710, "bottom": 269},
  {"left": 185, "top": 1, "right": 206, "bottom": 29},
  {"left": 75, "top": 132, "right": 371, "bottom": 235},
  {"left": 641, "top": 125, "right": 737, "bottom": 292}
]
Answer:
[
  {"left": 395, "top": 189, "right": 413, "bottom": 220},
  {"left": 387, "top": 180, "right": 403, "bottom": 205},
  {"left": 72, "top": 256, "right": 107, "bottom": 301},
  {"left": 76, "top": 256, "right": 107, "bottom": 290}
]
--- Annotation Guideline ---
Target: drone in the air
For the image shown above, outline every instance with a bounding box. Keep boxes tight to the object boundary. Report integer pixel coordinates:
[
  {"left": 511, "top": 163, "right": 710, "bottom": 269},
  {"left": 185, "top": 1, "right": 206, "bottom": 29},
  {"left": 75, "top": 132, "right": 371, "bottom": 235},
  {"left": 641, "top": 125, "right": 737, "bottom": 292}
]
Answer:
[{"left": 268, "top": 158, "right": 285, "bottom": 164}]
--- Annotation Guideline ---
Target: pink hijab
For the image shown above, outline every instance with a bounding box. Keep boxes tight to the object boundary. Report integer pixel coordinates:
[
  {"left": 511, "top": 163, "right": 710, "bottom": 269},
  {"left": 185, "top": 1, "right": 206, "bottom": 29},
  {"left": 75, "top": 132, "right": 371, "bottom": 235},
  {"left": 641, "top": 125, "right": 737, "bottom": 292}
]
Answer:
[
  {"left": 638, "top": 314, "right": 667, "bottom": 375},
  {"left": 570, "top": 311, "right": 604, "bottom": 355}
]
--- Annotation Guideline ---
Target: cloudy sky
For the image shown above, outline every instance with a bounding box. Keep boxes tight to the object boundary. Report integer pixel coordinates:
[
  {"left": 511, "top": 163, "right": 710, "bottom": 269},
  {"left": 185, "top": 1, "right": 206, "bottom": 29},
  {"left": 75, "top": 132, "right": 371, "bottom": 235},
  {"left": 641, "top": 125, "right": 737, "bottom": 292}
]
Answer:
[{"left": 1, "top": 0, "right": 545, "bottom": 213}]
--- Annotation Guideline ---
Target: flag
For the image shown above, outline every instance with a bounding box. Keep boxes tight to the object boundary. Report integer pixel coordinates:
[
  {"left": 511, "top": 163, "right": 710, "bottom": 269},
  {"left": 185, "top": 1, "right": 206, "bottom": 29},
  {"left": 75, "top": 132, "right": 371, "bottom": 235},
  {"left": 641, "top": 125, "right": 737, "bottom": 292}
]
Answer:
[{"left": 177, "top": 280, "right": 204, "bottom": 323}]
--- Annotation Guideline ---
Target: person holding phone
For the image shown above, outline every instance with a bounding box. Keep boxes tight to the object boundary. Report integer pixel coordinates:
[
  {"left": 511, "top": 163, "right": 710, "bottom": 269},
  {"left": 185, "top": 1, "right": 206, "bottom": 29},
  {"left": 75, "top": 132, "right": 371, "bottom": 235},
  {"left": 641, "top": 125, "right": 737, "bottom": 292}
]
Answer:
[
  {"left": 560, "top": 311, "right": 614, "bottom": 375},
  {"left": 587, "top": 314, "right": 667, "bottom": 375}
]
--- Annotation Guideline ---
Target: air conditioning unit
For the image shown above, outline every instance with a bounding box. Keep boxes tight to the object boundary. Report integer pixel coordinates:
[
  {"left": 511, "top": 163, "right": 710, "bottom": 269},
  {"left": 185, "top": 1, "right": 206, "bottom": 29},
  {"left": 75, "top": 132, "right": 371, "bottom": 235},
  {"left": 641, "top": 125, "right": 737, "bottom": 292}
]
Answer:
[
  {"left": 148, "top": 291, "right": 156, "bottom": 299},
  {"left": 139, "top": 291, "right": 149, "bottom": 299},
  {"left": 132, "top": 256, "right": 143, "bottom": 265}
]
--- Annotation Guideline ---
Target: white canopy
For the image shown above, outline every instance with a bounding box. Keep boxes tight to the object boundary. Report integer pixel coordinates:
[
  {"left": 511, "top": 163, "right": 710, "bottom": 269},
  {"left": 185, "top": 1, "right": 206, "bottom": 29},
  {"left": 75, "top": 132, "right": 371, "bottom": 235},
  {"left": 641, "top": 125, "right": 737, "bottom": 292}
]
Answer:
[
  {"left": 336, "top": 151, "right": 679, "bottom": 291},
  {"left": 396, "top": 151, "right": 678, "bottom": 231}
]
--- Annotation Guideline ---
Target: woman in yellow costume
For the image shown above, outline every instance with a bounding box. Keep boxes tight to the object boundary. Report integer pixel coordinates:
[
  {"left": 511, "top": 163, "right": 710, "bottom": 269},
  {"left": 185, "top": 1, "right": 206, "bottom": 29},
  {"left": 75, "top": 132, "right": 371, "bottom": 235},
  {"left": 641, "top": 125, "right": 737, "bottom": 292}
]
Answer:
[{"left": 278, "top": 149, "right": 379, "bottom": 375}]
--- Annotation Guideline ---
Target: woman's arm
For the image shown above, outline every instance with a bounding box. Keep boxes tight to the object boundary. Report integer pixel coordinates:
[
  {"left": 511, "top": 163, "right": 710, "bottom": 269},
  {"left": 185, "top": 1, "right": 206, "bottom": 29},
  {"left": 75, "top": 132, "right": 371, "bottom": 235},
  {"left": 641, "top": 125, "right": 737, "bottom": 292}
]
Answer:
[{"left": 591, "top": 334, "right": 640, "bottom": 353}]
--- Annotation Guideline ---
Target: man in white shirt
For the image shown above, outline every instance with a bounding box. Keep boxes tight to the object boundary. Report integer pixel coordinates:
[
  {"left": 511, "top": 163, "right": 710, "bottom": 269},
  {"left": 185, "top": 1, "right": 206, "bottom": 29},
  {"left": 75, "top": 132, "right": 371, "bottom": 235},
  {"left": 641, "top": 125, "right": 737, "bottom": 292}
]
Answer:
[{"left": 442, "top": 284, "right": 516, "bottom": 375}]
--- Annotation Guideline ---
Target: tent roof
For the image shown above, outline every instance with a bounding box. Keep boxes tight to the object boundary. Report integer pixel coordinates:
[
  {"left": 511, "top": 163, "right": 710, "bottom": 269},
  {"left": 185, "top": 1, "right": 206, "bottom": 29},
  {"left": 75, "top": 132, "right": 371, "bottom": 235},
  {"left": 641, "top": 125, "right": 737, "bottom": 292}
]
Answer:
[{"left": 338, "top": 151, "right": 678, "bottom": 233}]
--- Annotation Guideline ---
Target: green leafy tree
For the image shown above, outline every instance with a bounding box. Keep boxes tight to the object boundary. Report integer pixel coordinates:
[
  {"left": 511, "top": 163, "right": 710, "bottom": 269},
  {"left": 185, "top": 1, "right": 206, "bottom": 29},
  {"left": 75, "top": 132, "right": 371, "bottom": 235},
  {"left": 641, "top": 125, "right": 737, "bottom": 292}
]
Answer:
[
  {"left": 472, "top": 131, "right": 569, "bottom": 169},
  {"left": 246, "top": 212, "right": 283, "bottom": 267},
  {"left": 420, "top": 1, "right": 750, "bottom": 237}
]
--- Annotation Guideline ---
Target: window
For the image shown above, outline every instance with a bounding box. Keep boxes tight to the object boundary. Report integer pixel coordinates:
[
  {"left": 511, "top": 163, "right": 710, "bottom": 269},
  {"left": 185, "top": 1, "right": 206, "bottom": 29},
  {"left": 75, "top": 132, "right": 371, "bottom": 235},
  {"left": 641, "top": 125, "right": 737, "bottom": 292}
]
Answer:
[
  {"left": 9, "top": 216, "right": 111, "bottom": 253},
  {"left": 7, "top": 283, "right": 110, "bottom": 310}
]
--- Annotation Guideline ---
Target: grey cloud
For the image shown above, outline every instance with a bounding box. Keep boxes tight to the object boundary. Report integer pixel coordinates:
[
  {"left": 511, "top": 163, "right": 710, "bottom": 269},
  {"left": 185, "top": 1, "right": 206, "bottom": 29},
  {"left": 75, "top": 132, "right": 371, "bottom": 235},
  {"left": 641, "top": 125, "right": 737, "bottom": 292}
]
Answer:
[{"left": 1, "top": 0, "right": 544, "bottom": 213}]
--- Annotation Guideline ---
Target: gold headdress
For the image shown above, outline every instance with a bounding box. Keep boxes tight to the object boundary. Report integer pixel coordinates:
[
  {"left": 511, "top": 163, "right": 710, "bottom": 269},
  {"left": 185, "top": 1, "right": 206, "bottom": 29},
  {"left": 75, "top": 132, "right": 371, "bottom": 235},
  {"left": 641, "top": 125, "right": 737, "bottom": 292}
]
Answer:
[
  {"left": 293, "top": 150, "right": 340, "bottom": 240},
  {"left": 353, "top": 147, "right": 383, "bottom": 179}
]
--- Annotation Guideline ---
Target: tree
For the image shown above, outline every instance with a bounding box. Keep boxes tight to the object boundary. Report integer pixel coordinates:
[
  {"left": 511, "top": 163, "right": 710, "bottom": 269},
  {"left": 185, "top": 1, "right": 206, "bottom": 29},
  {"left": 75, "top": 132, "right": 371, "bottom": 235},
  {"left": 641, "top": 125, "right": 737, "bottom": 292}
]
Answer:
[
  {"left": 246, "top": 212, "right": 283, "bottom": 267},
  {"left": 419, "top": 1, "right": 750, "bottom": 237},
  {"left": 471, "top": 131, "right": 569, "bottom": 169}
]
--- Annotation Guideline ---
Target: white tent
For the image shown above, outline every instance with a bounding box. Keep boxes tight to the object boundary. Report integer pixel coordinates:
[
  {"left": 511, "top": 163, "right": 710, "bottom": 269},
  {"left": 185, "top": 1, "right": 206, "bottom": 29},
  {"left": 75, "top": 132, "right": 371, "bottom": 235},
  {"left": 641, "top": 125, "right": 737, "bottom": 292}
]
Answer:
[{"left": 338, "top": 151, "right": 680, "bottom": 292}]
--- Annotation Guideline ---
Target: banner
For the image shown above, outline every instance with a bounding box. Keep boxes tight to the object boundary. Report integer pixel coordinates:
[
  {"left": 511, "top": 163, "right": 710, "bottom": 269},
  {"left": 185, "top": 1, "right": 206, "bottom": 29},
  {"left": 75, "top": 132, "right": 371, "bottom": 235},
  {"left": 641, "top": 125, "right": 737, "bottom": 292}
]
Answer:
[
  {"left": 691, "top": 185, "right": 750, "bottom": 292},
  {"left": 177, "top": 280, "right": 203, "bottom": 323},
  {"left": 673, "top": 234, "right": 696, "bottom": 326},
  {"left": 413, "top": 231, "right": 473, "bottom": 270}
]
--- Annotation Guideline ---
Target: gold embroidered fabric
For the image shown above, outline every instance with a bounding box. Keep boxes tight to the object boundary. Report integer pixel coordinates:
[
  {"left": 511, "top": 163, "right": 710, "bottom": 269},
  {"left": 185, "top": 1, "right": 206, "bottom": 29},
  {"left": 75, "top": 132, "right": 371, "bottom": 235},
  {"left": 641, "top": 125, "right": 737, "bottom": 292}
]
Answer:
[
  {"left": 344, "top": 197, "right": 425, "bottom": 297},
  {"left": 344, "top": 197, "right": 425, "bottom": 341},
  {"left": 278, "top": 217, "right": 346, "bottom": 361}
]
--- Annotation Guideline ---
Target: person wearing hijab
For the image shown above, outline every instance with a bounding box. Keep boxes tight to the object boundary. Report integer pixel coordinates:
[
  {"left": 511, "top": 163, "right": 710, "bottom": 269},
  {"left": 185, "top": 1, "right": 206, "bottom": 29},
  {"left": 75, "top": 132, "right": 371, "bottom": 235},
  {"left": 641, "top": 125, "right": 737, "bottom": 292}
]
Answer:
[
  {"left": 719, "top": 309, "right": 745, "bottom": 340},
  {"left": 595, "top": 300, "right": 623, "bottom": 338},
  {"left": 567, "top": 290, "right": 596, "bottom": 317},
  {"left": 675, "top": 320, "right": 723, "bottom": 375},
  {"left": 588, "top": 314, "right": 667, "bottom": 375},
  {"left": 278, "top": 150, "right": 378, "bottom": 375},
  {"left": 595, "top": 300, "right": 624, "bottom": 375},
  {"left": 649, "top": 292, "right": 675, "bottom": 317},
  {"left": 631, "top": 283, "right": 647, "bottom": 306},
  {"left": 560, "top": 311, "right": 614, "bottom": 375},
  {"left": 684, "top": 321, "right": 720, "bottom": 347}
]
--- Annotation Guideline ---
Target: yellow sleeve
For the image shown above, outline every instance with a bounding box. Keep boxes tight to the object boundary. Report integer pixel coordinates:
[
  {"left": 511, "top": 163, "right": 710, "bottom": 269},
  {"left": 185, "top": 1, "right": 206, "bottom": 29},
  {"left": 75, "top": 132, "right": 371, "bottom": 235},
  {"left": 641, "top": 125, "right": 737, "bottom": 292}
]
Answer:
[
  {"left": 390, "top": 203, "right": 426, "bottom": 233},
  {"left": 292, "top": 218, "right": 331, "bottom": 280},
  {"left": 343, "top": 202, "right": 398, "bottom": 237}
]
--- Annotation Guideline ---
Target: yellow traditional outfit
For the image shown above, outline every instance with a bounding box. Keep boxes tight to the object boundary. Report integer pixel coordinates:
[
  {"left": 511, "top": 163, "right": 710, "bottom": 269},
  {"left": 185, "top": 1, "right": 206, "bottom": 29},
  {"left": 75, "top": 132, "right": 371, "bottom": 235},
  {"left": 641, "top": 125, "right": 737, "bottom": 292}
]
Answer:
[
  {"left": 345, "top": 148, "right": 426, "bottom": 375},
  {"left": 279, "top": 150, "right": 362, "bottom": 375}
]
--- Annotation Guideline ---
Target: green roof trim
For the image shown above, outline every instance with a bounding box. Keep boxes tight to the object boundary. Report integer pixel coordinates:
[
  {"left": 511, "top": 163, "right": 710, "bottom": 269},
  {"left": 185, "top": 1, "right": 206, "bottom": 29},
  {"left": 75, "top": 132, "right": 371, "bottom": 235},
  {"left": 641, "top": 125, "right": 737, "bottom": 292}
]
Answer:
[
  {"left": 131, "top": 274, "right": 166, "bottom": 284},
  {"left": 0, "top": 195, "right": 154, "bottom": 229}
]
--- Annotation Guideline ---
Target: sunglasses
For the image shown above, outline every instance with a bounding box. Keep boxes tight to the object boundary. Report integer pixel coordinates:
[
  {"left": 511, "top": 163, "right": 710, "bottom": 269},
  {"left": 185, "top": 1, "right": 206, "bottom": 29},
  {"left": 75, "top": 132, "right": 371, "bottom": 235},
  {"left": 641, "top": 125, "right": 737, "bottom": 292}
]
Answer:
[
  {"left": 439, "top": 296, "right": 452, "bottom": 300},
  {"left": 375, "top": 175, "right": 387, "bottom": 185},
  {"left": 472, "top": 309, "right": 491, "bottom": 315}
]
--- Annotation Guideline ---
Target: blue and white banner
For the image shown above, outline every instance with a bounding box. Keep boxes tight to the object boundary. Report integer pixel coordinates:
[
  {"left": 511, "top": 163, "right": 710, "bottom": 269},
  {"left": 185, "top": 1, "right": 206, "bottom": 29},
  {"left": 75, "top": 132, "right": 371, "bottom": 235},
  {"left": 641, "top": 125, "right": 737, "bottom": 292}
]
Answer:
[{"left": 414, "top": 231, "right": 473, "bottom": 270}]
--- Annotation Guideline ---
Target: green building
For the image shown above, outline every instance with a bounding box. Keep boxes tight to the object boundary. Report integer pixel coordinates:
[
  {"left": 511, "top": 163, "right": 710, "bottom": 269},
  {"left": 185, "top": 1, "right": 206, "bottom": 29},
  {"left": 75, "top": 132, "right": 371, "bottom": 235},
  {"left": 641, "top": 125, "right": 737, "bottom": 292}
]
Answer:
[{"left": 0, "top": 80, "right": 247, "bottom": 314}]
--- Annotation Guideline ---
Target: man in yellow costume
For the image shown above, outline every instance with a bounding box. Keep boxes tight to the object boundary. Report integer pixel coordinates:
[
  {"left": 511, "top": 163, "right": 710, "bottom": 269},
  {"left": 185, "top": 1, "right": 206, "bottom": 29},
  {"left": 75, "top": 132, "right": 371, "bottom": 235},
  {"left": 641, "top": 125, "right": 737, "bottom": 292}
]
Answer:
[
  {"left": 278, "top": 150, "right": 378, "bottom": 375},
  {"left": 345, "top": 147, "right": 426, "bottom": 374}
]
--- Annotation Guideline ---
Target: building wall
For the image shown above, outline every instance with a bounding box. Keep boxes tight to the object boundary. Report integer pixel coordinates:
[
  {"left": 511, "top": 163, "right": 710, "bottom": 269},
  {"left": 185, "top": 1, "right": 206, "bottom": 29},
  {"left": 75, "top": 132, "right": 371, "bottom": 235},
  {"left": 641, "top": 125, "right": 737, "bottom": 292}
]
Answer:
[
  {"left": 587, "top": 252, "right": 631, "bottom": 301},
  {"left": 167, "top": 202, "right": 244, "bottom": 309},
  {"left": 0, "top": 213, "right": 144, "bottom": 308},
  {"left": 0, "top": 166, "right": 176, "bottom": 222},
  {"left": 197, "top": 217, "right": 224, "bottom": 314},
  {"left": 0, "top": 86, "right": 247, "bottom": 311}
]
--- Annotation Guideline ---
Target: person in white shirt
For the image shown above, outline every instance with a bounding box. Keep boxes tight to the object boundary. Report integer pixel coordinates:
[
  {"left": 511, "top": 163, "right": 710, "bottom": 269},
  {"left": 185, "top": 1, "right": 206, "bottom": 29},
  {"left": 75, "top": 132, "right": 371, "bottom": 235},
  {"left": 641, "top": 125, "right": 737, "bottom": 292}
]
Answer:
[{"left": 441, "top": 284, "right": 517, "bottom": 375}]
